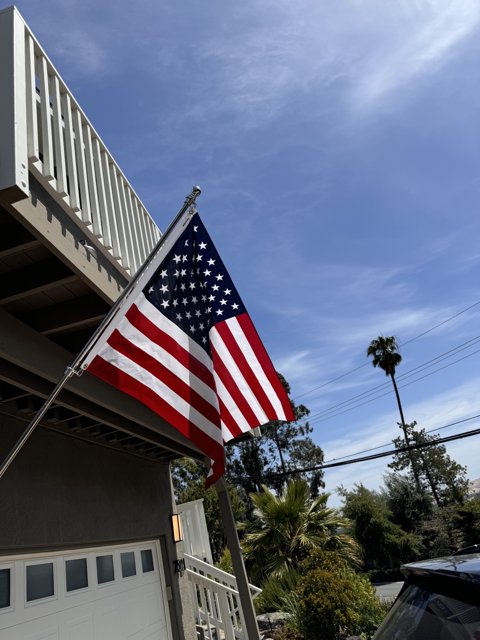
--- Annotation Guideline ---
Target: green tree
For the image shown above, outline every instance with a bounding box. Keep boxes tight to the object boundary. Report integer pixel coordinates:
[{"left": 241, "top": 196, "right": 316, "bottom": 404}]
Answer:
[
  {"left": 383, "top": 472, "right": 434, "bottom": 534},
  {"left": 340, "top": 483, "right": 422, "bottom": 580},
  {"left": 367, "top": 336, "right": 422, "bottom": 490},
  {"left": 389, "top": 422, "right": 469, "bottom": 507},
  {"left": 228, "top": 374, "right": 324, "bottom": 497},
  {"left": 242, "top": 478, "right": 359, "bottom": 583}
]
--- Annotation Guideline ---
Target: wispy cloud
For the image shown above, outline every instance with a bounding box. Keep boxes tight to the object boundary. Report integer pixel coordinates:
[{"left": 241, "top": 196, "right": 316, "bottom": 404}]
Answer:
[{"left": 353, "top": 1, "right": 480, "bottom": 110}]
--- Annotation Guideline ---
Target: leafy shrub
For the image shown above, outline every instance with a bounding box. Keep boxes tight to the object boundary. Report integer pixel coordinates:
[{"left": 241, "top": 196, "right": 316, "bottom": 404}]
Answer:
[{"left": 292, "top": 564, "right": 385, "bottom": 640}]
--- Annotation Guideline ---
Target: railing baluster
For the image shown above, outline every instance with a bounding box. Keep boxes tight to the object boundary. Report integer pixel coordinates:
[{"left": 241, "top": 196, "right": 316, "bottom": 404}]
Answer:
[
  {"left": 72, "top": 109, "right": 92, "bottom": 225},
  {"left": 25, "top": 35, "right": 39, "bottom": 163},
  {"left": 83, "top": 124, "right": 102, "bottom": 237},
  {"left": 122, "top": 180, "right": 142, "bottom": 273},
  {"left": 104, "top": 160, "right": 123, "bottom": 262},
  {"left": 92, "top": 138, "right": 110, "bottom": 244},
  {"left": 50, "top": 74, "right": 67, "bottom": 196},
  {"left": 111, "top": 171, "right": 133, "bottom": 270},
  {"left": 38, "top": 55, "right": 54, "bottom": 180},
  {"left": 62, "top": 92, "right": 80, "bottom": 213}
]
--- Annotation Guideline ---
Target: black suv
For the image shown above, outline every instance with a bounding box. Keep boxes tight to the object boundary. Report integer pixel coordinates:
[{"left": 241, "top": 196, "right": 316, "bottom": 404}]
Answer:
[{"left": 373, "top": 552, "right": 480, "bottom": 639}]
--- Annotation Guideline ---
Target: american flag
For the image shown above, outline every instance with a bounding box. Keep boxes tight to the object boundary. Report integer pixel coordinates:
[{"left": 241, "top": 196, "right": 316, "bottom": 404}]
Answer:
[{"left": 86, "top": 212, "right": 294, "bottom": 485}]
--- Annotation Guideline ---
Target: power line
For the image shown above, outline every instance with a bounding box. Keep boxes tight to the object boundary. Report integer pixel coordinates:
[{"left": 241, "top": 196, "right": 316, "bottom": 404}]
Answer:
[
  {"left": 263, "top": 426, "right": 480, "bottom": 478},
  {"left": 307, "top": 343, "right": 480, "bottom": 426},
  {"left": 307, "top": 336, "right": 480, "bottom": 422},
  {"left": 322, "top": 412, "right": 480, "bottom": 464},
  {"left": 296, "top": 299, "right": 480, "bottom": 401}
]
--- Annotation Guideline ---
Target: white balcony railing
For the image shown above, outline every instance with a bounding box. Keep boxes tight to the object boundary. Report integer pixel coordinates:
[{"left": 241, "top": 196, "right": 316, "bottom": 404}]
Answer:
[
  {"left": 185, "top": 554, "right": 261, "bottom": 640},
  {"left": 0, "top": 6, "right": 160, "bottom": 277}
]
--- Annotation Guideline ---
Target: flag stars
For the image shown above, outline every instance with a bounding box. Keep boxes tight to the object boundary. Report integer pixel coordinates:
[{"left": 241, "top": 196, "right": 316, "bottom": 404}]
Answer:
[
  {"left": 176, "top": 313, "right": 182, "bottom": 321},
  {"left": 160, "top": 269, "right": 168, "bottom": 278},
  {"left": 148, "top": 286, "right": 154, "bottom": 293},
  {"left": 173, "top": 254, "right": 181, "bottom": 263},
  {"left": 199, "top": 242, "right": 207, "bottom": 250},
  {"left": 160, "top": 284, "right": 169, "bottom": 294},
  {"left": 195, "top": 309, "right": 201, "bottom": 317},
  {"left": 215, "top": 274, "right": 224, "bottom": 281},
  {"left": 190, "top": 325, "right": 195, "bottom": 333},
  {"left": 180, "top": 283, "right": 186, "bottom": 291},
  {"left": 191, "top": 296, "right": 198, "bottom": 304},
  {"left": 203, "top": 269, "right": 211, "bottom": 277},
  {"left": 185, "top": 311, "right": 192, "bottom": 319},
  {"left": 208, "top": 295, "right": 215, "bottom": 302},
  {"left": 220, "top": 299, "right": 227, "bottom": 306},
  {"left": 207, "top": 259, "right": 215, "bottom": 266},
  {"left": 212, "top": 284, "right": 220, "bottom": 291},
  {"left": 216, "top": 309, "right": 224, "bottom": 316},
  {"left": 172, "top": 299, "right": 178, "bottom": 307},
  {"left": 160, "top": 299, "right": 170, "bottom": 309},
  {"left": 232, "top": 303, "right": 239, "bottom": 310},
  {"left": 189, "top": 282, "right": 196, "bottom": 290},
  {"left": 182, "top": 255, "right": 188, "bottom": 262},
  {"left": 224, "top": 288, "right": 231, "bottom": 295}
]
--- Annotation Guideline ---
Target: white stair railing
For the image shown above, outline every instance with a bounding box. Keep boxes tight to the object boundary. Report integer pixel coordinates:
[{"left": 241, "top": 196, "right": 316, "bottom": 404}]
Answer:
[
  {"left": 0, "top": 6, "right": 161, "bottom": 277},
  {"left": 185, "top": 553, "right": 261, "bottom": 640}
]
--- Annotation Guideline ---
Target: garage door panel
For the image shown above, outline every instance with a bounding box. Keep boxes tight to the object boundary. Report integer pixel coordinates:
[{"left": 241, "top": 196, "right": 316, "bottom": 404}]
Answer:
[
  {"left": 65, "top": 614, "right": 94, "bottom": 640},
  {"left": 0, "top": 542, "right": 171, "bottom": 640},
  {"left": 23, "top": 625, "right": 59, "bottom": 640}
]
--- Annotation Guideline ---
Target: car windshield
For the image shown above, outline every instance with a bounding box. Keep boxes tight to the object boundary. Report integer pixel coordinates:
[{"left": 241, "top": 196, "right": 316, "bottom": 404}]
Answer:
[{"left": 374, "top": 581, "right": 480, "bottom": 640}]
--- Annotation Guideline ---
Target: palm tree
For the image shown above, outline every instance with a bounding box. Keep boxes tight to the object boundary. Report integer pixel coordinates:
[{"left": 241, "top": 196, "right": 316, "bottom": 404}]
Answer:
[
  {"left": 367, "top": 336, "right": 422, "bottom": 491},
  {"left": 241, "top": 478, "right": 359, "bottom": 582}
]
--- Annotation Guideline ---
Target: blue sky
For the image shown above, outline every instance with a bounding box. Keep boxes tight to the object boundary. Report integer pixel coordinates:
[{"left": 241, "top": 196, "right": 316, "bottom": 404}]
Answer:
[{"left": 10, "top": 0, "right": 480, "bottom": 503}]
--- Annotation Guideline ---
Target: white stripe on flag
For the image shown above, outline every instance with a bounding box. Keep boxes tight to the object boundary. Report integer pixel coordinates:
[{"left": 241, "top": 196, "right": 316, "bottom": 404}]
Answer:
[
  {"left": 225, "top": 316, "right": 288, "bottom": 420},
  {"left": 210, "top": 326, "right": 269, "bottom": 426},
  {"left": 96, "top": 344, "right": 223, "bottom": 445},
  {"left": 117, "top": 313, "right": 219, "bottom": 414}
]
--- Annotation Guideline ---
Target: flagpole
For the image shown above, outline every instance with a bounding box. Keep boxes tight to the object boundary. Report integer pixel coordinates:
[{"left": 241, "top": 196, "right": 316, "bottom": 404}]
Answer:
[
  {"left": 0, "top": 187, "right": 201, "bottom": 480},
  {"left": 216, "top": 476, "right": 261, "bottom": 640}
]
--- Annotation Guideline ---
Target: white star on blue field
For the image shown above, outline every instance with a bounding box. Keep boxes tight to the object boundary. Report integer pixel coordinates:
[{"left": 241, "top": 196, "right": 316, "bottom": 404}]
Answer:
[{"left": 12, "top": 0, "right": 480, "bottom": 502}]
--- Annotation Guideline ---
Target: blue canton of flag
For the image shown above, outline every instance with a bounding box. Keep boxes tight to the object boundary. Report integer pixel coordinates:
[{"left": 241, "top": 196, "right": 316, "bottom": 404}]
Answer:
[{"left": 144, "top": 217, "right": 246, "bottom": 354}]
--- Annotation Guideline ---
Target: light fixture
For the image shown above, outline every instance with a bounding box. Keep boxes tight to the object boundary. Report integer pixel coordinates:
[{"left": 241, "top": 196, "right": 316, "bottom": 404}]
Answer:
[{"left": 171, "top": 513, "right": 184, "bottom": 543}]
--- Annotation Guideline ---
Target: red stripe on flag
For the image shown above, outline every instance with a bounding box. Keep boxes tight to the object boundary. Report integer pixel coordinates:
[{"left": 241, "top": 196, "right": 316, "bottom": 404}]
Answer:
[
  {"left": 217, "top": 397, "right": 244, "bottom": 441},
  {"left": 88, "top": 355, "right": 225, "bottom": 484},
  {"left": 107, "top": 329, "right": 220, "bottom": 428},
  {"left": 126, "top": 304, "right": 215, "bottom": 390},
  {"left": 210, "top": 341, "right": 260, "bottom": 429},
  {"left": 215, "top": 320, "right": 277, "bottom": 420},
  {"left": 237, "top": 313, "right": 295, "bottom": 421}
]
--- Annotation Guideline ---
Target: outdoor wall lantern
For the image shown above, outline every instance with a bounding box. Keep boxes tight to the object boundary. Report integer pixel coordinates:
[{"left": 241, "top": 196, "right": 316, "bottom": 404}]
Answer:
[{"left": 171, "top": 513, "right": 184, "bottom": 543}]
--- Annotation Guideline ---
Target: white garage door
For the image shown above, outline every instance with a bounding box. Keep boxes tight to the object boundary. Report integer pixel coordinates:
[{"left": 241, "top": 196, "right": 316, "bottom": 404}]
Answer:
[{"left": 0, "top": 541, "right": 172, "bottom": 640}]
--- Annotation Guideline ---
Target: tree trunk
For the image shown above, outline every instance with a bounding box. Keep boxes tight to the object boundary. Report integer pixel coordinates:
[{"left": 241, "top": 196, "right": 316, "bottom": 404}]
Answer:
[{"left": 390, "top": 373, "right": 423, "bottom": 493}]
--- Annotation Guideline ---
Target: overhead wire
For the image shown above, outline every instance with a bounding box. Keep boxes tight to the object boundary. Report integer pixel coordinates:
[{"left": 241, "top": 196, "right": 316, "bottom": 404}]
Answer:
[
  {"left": 262, "top": 424, "right": 480, "bottom": 479},
  {"left": 295, "top": 299, "right": 480, "bottom": 401},
  {"left": 305, "top": 339, "right": 480, "bottom": 426},
  {"left": 322, "top": 412, "right": 480, "bottom": 464}
]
